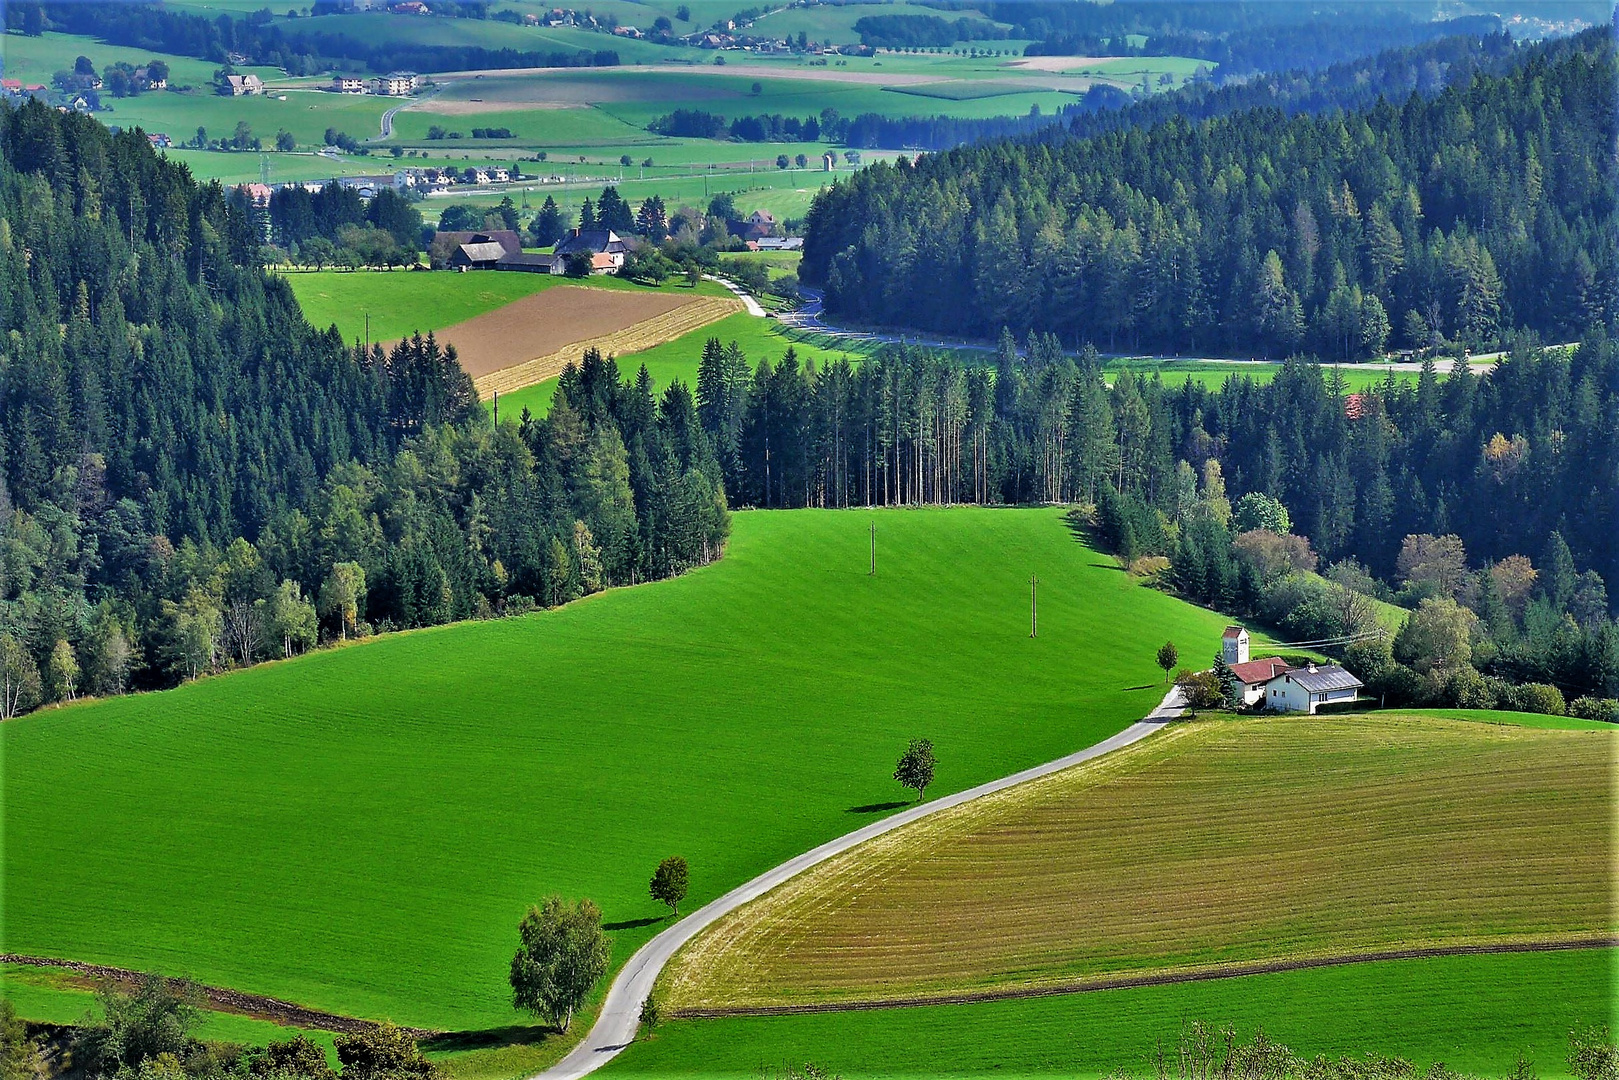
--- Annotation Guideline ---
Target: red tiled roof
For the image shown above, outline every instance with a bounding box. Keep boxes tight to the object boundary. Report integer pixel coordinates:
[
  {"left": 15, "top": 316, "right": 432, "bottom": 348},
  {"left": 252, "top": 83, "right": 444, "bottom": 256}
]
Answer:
[{"left": 1229, "top": 657, "right": 1291, "bottom": 686}]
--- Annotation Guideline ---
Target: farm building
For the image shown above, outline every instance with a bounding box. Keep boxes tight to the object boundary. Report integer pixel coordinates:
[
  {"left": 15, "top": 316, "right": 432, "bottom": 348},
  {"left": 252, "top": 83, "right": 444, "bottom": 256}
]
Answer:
[
  {"left": 450, "top": 240, "right": 514, "bottom": 271},
  {"left": 1228, "top": 657, "right": 1293, "bottom": 707},
  {"left": 436, "top": 230, "right": 523, "bottom": 256},
  {"left": 549, "top": 229, "right": 627, "bottom": 274},
  {"left": 494, "top": 252, "right": 553, "bottom": 274},
  {"left": 1260, "top": 664, "right": 1364, "bottom": 714},
  {"left": 222, "top": 74, "right": 264, "bottom": 96}
]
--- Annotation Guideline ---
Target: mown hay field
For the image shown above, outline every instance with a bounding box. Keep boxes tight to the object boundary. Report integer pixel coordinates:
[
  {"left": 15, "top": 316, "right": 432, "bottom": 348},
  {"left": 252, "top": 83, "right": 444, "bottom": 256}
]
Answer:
[
  {"left": 467, "top": 292, "right": 742, "bottom": 395},
  {"left": 664, "top": 714, "right": 1615, "bottom": 1011},
  {"left": 3, "top": 508, "right": 1240, "bottom": 1049}
]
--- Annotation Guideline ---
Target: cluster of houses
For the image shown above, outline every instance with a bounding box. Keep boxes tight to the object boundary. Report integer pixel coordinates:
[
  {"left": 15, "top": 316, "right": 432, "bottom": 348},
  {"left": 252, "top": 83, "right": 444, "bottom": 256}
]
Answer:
[
  {"left": 444, "top": 229, "right": 628, "bottom": 275},
  {"left": 329, "top": 72, "right": 421, "bottom": 96},
  {"left": 1220, "top": 627, "right": 1364, "bottom": 714}
]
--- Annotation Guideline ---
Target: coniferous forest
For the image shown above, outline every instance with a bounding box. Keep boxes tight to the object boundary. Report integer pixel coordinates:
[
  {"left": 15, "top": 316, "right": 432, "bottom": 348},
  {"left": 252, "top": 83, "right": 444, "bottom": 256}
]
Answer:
[
  {"left": 802, "top": 29, "right": 1617, "bottom": 358},
  {"left": 0, "top": 101, "right": 725, "bottom": 714}
]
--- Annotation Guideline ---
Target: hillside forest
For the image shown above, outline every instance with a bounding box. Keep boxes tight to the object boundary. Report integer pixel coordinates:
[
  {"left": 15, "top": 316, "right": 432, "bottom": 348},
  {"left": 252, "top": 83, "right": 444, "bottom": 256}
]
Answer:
[
  {"left": 2, "top": 19, "right": 1617, "bottom": 721},
  {"left": 802, "top": 30, "right": 1617, "bottom": 358},
  {"left": 0, "top": 101, "right": 726, "bottom": 715}
]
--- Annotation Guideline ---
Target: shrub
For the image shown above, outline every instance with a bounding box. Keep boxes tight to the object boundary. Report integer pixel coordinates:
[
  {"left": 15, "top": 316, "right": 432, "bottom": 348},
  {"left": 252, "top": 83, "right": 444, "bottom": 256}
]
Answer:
[
  {"left": 1176, "top": 669, "right": 1225, "bottom": 709},
  {"left": 1508, "top": 682, "right": 1566, "bottom": 716},
  {"left": 1568, "top": 697, "right": 1619, "bottom": 724}
]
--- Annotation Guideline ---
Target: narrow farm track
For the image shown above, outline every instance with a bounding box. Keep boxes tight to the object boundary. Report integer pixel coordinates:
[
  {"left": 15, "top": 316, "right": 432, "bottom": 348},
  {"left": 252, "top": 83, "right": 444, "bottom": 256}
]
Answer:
[
  {"left": 0, "top": 955, "right": 436, "bottom": 1037},
  {"left": 533, "top": 689, "right": 1190, "bottom": 1080},
  {"left": 666, "top": 938, "right": 1619, "bottom": 1018}
]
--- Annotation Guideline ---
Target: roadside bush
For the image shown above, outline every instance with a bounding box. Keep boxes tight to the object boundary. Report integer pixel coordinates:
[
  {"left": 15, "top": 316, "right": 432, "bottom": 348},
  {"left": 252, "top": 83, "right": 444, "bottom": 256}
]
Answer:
[
  {"left": 1568, "top": 1026, "right": 1617, "bottom": 1080},
  {"left": 1176, "top": 669, "right": 1225, "bottom": 709},
  {"left": 1569, "top": 697, "right": 1619, "bottom": 724}
]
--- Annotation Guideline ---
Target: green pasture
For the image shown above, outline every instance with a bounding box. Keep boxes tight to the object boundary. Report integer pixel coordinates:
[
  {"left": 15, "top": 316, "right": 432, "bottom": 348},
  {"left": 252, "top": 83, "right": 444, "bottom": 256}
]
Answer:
[
  {"left": 605, "top": 948, "right": 1617, "bottom": 1079},
  {"left": 1101, "top": 359, "right": 1420, "bottom": 391},
  {"left": 487, "top": 310, "right": 882, "bottom": 420},
  {"left": 102, "top": 89, "right": 391, "bottom": 149},
  {"left": 281, "top": 268, "right": 726, "bottom": 345},
  {"left": 3, "top": 507, "right": 1240, "bottom": 1056},
  {"left": 0, "top": 29, "right": 281, "bottom": 89},
  {"left": 275, "top": 13, "right": 707, "bottom": 65},
  {"left": 1, "top": 965, "right": 336, "bottom": 1056},
  {"left": 1392, "top": 708, "right": 1614, "bottom": 732},
  {"left": 748, "top": 4, "right": 1006, "bottom": 43}
]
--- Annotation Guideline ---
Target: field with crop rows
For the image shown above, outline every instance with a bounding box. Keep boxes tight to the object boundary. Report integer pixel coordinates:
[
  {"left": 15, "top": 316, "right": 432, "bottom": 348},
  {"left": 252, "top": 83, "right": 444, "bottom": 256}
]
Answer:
[
  {"left": 665, "top": 712, "right": 1613, "bottom": 1010},
  {"left": 466, "top": 291, "right": 742, "bottom": 394}
]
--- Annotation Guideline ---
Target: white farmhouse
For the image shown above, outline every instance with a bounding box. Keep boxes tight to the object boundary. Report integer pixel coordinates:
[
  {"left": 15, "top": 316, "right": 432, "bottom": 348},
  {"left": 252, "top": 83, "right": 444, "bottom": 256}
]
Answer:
[{"left": 1261, "top": 664, "right": 1364, "bottom": 714}]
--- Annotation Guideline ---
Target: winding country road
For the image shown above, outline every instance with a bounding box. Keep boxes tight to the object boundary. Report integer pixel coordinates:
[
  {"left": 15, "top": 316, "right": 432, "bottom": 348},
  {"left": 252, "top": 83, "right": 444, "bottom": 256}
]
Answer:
[{"left": 534, "top": 687, "right": 1189, "bottom": 1080}]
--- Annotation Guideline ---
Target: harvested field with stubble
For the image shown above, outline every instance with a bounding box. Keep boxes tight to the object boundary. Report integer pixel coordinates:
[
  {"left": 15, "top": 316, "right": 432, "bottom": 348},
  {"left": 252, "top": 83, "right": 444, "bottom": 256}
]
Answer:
[
  {"left": 469, "top": 292, "right": 741, "bottom": 397},
  {"left": 662, "top": 713, "right": 1616, "bottom": 1012}
]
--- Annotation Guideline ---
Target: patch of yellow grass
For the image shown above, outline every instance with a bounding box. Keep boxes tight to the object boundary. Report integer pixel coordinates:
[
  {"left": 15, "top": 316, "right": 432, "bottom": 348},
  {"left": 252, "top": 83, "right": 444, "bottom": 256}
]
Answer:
[
  {"left": 663, "top": 714, "right": 1616, "bottom": 1010},
  {"left": 472, "top": 295, "right": 742, "bottom": 399}
]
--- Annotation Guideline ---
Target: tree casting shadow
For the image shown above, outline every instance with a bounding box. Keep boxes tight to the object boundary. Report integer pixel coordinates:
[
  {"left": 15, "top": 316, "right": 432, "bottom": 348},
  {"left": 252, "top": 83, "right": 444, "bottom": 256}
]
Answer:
[
  {"left": 420, "top": 1023, "right": 558, "bottom": 1053},
  {"left": 847, "top": 801, "right": 910, "bottom": 814}
]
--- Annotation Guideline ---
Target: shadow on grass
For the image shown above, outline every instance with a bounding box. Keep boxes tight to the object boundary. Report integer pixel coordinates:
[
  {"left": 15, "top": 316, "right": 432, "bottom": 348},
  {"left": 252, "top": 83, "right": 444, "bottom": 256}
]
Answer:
[
  {"left": 420, "top": 1024, "right": 557, "bottom": 1053},
  {"left": 847, "top": 801, "right": 910, "bottom": 814},
  {"left": 1123, "top": 684, "right": 1156, "bottom": 692},
  {"left": 603, "top": 916, "right": 665, "bottom": 931}
]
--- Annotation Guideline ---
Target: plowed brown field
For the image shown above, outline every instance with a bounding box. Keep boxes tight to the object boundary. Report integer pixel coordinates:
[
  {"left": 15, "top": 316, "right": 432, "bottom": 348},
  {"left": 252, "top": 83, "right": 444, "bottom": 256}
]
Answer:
[
  {"left": 464, "top": 291, "right": 742, "bottom": 398},
  {"left": 433, "top": 285, "right": 706, "bottom": 379}
]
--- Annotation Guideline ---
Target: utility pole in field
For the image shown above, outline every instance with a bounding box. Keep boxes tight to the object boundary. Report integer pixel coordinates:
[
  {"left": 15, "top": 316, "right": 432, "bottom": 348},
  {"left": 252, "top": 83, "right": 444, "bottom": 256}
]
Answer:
[
  {"left": 492, "top": 390, "right": 498, "bottom": 427},
  {"left": 869, "top": 520, "right": 876, "bottom": 576},
  {"left": 1030, "top": 574, "right": 1039, "bottom": 638}
]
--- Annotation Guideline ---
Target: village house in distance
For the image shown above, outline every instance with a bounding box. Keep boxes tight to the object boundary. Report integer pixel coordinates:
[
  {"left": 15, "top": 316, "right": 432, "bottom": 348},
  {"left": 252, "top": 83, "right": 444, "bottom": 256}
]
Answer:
[{"left": 1221, "top": 627, "right": 1364, "bottom": 714}]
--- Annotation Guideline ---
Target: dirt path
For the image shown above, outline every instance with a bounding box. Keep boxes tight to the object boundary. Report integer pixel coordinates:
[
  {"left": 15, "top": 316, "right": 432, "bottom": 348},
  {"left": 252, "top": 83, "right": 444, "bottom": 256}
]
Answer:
[
  {"left": 0, "top": 955, "right": 437, "bottom": 1038},
  {"left": 666, "top": 937, "right": 1619, "bottom": 1018}
]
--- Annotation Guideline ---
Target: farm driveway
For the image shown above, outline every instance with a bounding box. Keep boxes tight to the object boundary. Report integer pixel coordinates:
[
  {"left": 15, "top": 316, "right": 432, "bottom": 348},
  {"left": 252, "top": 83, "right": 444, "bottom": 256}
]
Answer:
[{"left": 534, "top": 687, "right": 1188, "bottom": 1080}]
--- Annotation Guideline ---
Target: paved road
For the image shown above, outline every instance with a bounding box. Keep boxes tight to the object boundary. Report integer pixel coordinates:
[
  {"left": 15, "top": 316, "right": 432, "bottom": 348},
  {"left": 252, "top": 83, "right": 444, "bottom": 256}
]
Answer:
[{"left": 535, "top": 686, "right": 1188, "bottom": 1080}]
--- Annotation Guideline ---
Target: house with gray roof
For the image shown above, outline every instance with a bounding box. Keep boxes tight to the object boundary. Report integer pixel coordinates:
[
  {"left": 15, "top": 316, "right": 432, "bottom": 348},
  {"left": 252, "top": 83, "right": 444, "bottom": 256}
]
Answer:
[{"left": 1261, "top": 663, "right": 1364, "bottom": 714}]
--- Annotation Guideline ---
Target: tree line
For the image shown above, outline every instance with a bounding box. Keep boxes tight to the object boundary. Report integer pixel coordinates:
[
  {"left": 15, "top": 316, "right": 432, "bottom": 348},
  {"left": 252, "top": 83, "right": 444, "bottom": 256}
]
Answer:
[
  {"left": 802, "top": 29, "right": 1617, "bottom": 356},
  {"left": 8, "top": 1, "right": 620, "bottom": 76},
  {"left": 684, "top": 326, "right": 1616, "bottom": 705},
  {"left": 0, "top": 100, "right": 726, "bottom": 718}
]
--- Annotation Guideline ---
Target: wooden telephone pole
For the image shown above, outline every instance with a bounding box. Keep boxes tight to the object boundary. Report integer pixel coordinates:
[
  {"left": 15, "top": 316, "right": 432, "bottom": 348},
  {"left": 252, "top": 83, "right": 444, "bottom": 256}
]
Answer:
[
  {"left": 1030, "top": 574, "right": 1039, "bottom": 637},
  {"left": 869, "top": 520, "right": 876, "bottom": 576}
]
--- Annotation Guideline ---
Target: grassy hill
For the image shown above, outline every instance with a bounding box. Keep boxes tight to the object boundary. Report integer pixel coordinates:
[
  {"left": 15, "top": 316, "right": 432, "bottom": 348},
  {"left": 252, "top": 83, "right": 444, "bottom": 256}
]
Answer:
[
  {"left": 3, "top": 508, "right": 1238, "bottom": 1057},
  {"left": 663, "top": 713, "right": 1614, "bottom": 1010},
  {"left": 605, "top": 948, "right": 1615, "bottom": 1079}
]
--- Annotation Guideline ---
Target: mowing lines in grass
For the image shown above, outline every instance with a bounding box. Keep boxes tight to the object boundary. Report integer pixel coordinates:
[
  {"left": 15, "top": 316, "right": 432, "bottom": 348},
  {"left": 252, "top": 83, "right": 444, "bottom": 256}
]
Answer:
[{"left": 662, "top": 714, "right": 1614, "bottom": 1010}]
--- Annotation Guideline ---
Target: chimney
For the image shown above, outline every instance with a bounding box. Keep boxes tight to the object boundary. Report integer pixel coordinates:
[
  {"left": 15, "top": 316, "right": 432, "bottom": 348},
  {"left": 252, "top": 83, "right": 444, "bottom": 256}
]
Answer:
[{"left": 1308, "top": 663, "right": 1318, "bottom": 673}]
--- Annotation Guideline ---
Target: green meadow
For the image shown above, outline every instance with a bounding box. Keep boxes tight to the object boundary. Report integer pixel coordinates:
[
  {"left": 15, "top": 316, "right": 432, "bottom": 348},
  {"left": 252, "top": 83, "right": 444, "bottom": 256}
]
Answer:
[
  {"left": 3, "top": 508, "right": 1239, "bottom": 1051},
  {"left": 1, "top": 965, "right": 336, "bottom": 1056},
  {"left": 604, "top": 948, "right": 1617, "bottom": 1079},
  {"left": 488, "top": 310, "right": 882, "bottom": 420}
]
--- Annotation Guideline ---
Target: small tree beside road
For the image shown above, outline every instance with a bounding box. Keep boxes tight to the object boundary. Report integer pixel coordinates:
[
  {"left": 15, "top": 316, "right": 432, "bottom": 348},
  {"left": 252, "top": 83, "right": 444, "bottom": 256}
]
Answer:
[
  {"left": 1156, "top": 641, "right": 1178, "bottom": 683},
  {"left": 894, "top": 738, "right": 936, "bottom": 802},
  {"left": 649, "top": 856, "right": 689, "bottom": 916},
  {"left": 510, "top": 896, "right": 611, "bottom": 1034}
]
